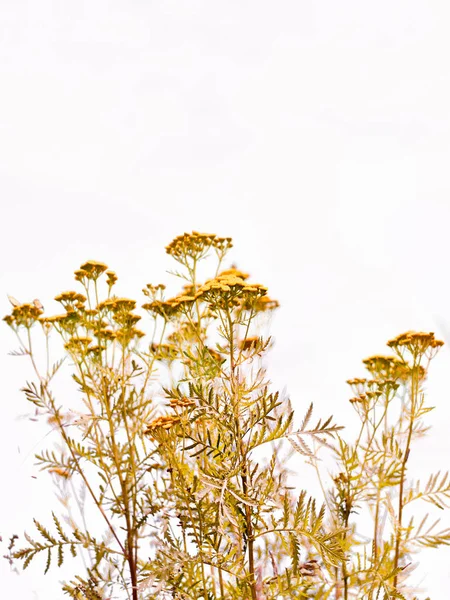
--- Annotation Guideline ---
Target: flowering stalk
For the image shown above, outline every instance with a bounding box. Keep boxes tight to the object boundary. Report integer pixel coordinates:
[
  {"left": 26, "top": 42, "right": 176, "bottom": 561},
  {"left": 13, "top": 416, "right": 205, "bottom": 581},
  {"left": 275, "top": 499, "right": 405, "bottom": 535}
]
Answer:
[{"left": 9, "top": 232, "right": 423, "bottom": 599}]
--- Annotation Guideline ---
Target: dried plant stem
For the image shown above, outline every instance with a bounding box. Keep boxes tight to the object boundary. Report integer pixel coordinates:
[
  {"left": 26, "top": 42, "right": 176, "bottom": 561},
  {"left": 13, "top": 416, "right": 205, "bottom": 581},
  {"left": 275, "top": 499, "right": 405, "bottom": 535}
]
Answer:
[
  {"left": 226, "top": 308, "right": 257, "bottom": 600},
  {"left": 393, "top": 361, "right": 419, "bottom": 589}
]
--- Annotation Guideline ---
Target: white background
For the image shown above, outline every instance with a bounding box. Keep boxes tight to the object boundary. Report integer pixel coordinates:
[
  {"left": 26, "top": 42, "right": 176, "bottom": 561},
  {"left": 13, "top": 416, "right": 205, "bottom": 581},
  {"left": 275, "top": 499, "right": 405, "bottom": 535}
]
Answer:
[{"left": 1, "top": 1, "right": 450, "bottom": 597}]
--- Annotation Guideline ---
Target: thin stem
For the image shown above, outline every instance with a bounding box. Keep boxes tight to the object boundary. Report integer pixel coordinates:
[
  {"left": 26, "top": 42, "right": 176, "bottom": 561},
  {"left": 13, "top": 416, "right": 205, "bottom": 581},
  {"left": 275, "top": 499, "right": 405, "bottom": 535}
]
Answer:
[
  {"left": 226, "top": 309, "right": 257, "bottom": 600},
  {"left": 393, "top": 360, "right": 419, "bottom": 589}
]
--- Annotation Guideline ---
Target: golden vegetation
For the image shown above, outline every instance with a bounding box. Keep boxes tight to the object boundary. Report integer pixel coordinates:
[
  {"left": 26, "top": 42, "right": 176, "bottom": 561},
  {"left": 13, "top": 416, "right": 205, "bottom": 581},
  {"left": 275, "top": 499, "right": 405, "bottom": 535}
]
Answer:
[{"left": 3, "top": 231, "right": 447, "bottom": 600}]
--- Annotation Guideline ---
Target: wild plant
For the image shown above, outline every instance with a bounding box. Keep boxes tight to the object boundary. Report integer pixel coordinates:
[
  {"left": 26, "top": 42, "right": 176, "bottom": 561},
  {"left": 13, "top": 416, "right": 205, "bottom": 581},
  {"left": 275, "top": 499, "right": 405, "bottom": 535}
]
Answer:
[
  {"left": 3, "top": 232, "right": 344, "bottom": 600},
  {"left": 317, "top": 332, "right": 449, "bottom": 599}
]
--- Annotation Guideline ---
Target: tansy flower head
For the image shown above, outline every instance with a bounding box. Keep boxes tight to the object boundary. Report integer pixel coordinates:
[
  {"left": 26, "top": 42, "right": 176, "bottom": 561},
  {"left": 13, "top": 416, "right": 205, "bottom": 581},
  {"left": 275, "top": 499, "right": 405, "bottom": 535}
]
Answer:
[
  {"left": 113, "top": 313, "right": 141, "bottom": 328},
  {"left": 43, "top": 314, "right": 68, "bottom": 324},
  {"left": 57, "top": 311, "right": 82, "bottom": 335},
  {"left": 195, "top": 275, "right": 267, "bottom": 310},
  {"left": 55, "top": 291, "right": 87, "bottom": 309},
  {"left": 76, "top": 260, "right": 108, "bottom": 281},
  {"left": 346, "top": 378, "right": 367, "bottom": 395},
  {"left": 106, "top": 270, "right": 118, "bottom": 287},
  {"left": 362, "top": 355, "right": 407, "bottom": 380},
  {"left": 165, "top": 231, "right": 233, "bottom": 263},
  {"left": 101, "top": 297, "right": 136, "bottom": 312},
  {"left": 110, "top": 298, "right": 137, "bottom": 312},
  {"left": 349, "top": 395, "right": 367, "bottom": 404},
  {"left": 142, "top": 294, "right": 195, "bottom": 320},
  {"left": 142, "top": 283, "right": 166, "bottom": 300},
  {"left": 219, "top": 267, "right": 250, "bottom": 280},
  {"left": 212, "top": 236, "right": 233, "bottom": 254},
  {"left": 392, "top": 363, "right": 427, "bottom": 384},
  {"left": 114, "top": 327, "right": 145, "bottom": 346},
  {"left": 87, "top": 344, "right": 101, "bottom": 355},
  {"left": 4, "top": 302, "right": 44, "bottom": 329},
  {"left": 144, "top": 415, "right": 181, "bottom": 435},
  {"left": 74, "top": 269, "right": 86, "bottom": 283},
  {"left": 64, "top": 337, "right": 93, "bottom": 354},
  {"left": 387, "top": 331, "right": 444, "bottom": 360},
  {"left": 166, "top": 231, "right": 217, "bottom": 261},
  {"left": 96, "top": 328, "right": 117, "bottom": 341}
]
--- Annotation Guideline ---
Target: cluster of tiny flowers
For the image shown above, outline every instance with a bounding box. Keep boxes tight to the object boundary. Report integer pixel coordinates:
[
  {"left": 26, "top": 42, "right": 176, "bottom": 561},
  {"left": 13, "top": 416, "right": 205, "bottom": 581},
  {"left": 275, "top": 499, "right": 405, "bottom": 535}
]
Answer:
[
  {"left": 387, "top": 331, "right": 444, "bottom": 359},
  {"left": 54, "top": 291, "right": 87, "bottom": 310},
  {"left": 165, "top": 231, "right": 232, "bottom": 261},
  {"left": 142, "top": 296, "right": 194, "bottom": 320},
  {"left": 349, "top": 389, "right": 382, "bottom": 405},
  {"left": 194, "top": 272, "right": 268, "bottom": 311},
  {"left": 362, "top": 355, "right": 407, "bottom": 380},
  {"left": 3, "top": 301, "right": 44, "bottom": 329},
  {"left": 347, "top": 332, "right": 445, "bottom": 406},
  {"left": 346, "top": 378, "right": 367, "bottom": 395},
  {"left": 33, "top": 263, "right": 143, "bottom": 349},
  {"left": 144, "top": 415, "right": 181, "bottom": 434},
  {"left": 64, "top": 337, "right": 93, "bottom": 354},
  {"left": 74, "top": 260, "right": 108, "bottom": 282},
  {"left": 142, "top": 273, "right": 272, "bottom": 318},
  {"left": 142, "top": 283, "right": 166, "bottom": 302}
]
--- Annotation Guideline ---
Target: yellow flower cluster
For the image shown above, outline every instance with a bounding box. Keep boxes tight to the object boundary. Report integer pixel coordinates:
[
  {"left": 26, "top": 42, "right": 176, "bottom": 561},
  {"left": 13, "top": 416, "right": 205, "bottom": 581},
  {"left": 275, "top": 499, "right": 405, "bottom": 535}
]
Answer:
[
  {"left": 114, "top": 327, "right": 145, "bottom": 345},
  {"left": 3, "top": 302, "right": 44, "bottom": 329},
  {"left": 349, "top": 388, "right": 382, "bottom": 405},
  {"left": 143, "top": 272, "right": 268, "bottom": 317},
  {"left": 92, "top": 297, "right": 144, "bottom": 344},
  {"left": 387, "top": 331, "right": 444, "bottom": 357},
  {"left": 44, "top": 311, "right": 82, "bottom": 336},
  {"left": 217, "top": 268, "right": 278, "bottom": 312},
  {"left": 166, "top": 231, "right": 232, "bottom": 261},
  {"left": 142, "top": 283, "right": 166, "bottom": 301},
  {"left": 142, "top": 296, "right": 194, "bottom": 320},
  {"left": 74, "top": 260, "right": 108, "bottom": 282},
  {"left": 43, "top": 314, "right": 69, "bottom": 324},
  {"left": 55, "top": 291, "right": 87, "bottom": 311},
  {"left": 92, "top": 327, "right": 113, "bottom": 341},
  {"left": 195, "top": 273, "right": 267, "bottom": 309},
  {"left": 106, "top": 270, "right": 118, "bottom": 287},
  {"left": 218, "top": 267, "right": 250, "bottom": 280},
  {"left": 346, "top": 378, "right": 367, "bottom": 395},
  {"left": 64, "top": 336, "right": 93, "bottom": 354},
  {"left": 362, "top": 355, "right": 407, "bottom": 380},
  {"left": 144, "top": 414, "right": 181, "bottom": 434},
  {"left": 349, "top": 395, "right": 366, "bottom": 404},
  {"left": 97, "top": 298, "right": 137, "bottom": 313}
]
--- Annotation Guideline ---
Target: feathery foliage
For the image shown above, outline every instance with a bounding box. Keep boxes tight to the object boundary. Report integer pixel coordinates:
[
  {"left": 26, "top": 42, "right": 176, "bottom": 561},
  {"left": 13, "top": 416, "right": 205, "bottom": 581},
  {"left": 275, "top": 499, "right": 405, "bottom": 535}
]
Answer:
[{"left": 3, "top": 232, "right": 447, "bottom": 599}]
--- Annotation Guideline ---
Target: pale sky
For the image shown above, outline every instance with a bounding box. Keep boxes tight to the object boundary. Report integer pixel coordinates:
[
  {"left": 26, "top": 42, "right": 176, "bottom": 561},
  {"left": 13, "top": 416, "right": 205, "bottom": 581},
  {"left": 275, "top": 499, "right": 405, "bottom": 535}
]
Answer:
[{"left": 2, "top": 1, "right": 450, "bottom": 597}]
